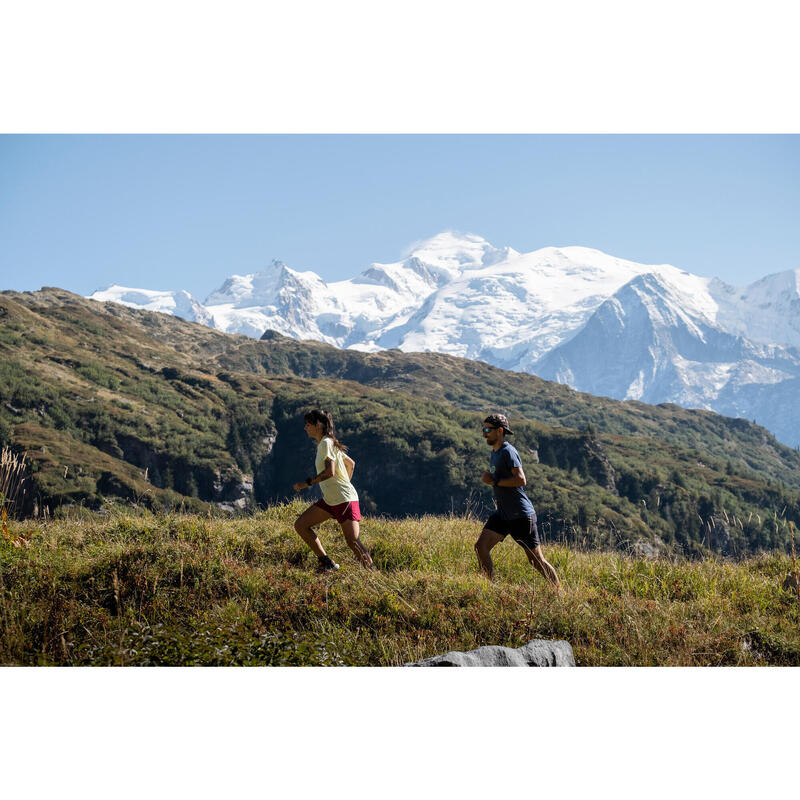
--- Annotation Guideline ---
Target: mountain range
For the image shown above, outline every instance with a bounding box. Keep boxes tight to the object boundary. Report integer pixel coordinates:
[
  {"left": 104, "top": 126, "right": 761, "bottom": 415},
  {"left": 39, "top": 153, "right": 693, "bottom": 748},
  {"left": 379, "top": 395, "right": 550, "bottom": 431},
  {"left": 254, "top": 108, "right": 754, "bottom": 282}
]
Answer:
[
  {"left": 89, "top": 232, "right": 800, "bottom": 448},
  {"left": 3, "top": 286, "right": 800, "bottom": 557}
]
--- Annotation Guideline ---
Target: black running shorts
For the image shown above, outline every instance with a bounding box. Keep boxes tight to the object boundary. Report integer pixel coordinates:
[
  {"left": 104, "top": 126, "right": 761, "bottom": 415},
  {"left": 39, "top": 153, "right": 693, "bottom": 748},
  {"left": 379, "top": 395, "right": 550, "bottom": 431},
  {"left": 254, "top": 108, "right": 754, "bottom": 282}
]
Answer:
[{"left": 484, "top": 512, "right": 541, "bottom": 551}]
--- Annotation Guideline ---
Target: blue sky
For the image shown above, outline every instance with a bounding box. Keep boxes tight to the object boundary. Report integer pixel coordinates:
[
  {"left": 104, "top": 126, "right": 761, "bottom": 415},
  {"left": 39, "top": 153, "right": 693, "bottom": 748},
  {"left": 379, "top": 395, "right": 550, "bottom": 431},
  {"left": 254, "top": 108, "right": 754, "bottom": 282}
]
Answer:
[{"left": 1, "top": 134, "right": 798, "bottom": 301}]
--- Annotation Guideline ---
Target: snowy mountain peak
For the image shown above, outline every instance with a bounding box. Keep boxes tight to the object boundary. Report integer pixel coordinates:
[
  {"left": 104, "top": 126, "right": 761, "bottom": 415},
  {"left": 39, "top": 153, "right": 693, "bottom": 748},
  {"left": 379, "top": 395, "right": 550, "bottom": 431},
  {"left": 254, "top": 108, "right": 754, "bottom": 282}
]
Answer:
[
  {"left": 403, "top": 231, "right": 509, "bottom": 272},
  {"left": 203, "top": 260, "right": 326, "bottom": 308},
  {"left": 711, "top": 267, "right": 800, "bottom": 349},
  {"left": 88, "top": 285, "right": 213, "bottom": 326},
  {"left": 526, "top": 245, "right": 663, "bottom": 275},
  {"left": 746, "top": 267, "right": 800, "bottom": 298}
]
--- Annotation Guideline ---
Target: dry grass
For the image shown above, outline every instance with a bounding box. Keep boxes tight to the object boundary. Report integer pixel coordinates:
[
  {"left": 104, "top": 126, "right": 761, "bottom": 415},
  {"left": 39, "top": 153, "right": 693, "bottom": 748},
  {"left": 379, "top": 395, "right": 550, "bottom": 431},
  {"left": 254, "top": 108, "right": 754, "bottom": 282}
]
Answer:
[
  {"left": 2, "top": 502, "right": 799, "bottom": 666},
  {"left": 0, "top": 447, "right": 28, "bottom": 518}
]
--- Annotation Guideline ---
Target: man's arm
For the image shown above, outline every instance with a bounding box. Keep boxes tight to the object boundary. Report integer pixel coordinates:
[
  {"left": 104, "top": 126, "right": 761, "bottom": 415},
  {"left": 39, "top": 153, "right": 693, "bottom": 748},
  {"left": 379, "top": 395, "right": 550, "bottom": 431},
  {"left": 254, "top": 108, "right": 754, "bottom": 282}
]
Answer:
[
  {"left": 481, "top": 466, "right": 526, "bottom": 487},
  {"left": 497, "top": 466, "right": 526, "bottom": 487}
]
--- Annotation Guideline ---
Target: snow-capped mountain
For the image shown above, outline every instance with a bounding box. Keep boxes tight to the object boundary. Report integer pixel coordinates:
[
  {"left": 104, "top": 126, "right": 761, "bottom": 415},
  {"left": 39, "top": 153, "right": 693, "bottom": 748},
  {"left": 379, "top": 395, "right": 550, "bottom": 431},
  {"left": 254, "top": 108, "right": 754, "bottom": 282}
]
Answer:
[
  {"left": 534, "top": 269, "right": 800, "bottom": 446},
  {"left": 89, "top": 286, "right": 214, "bottom": 327},
  {"left": 712, "top": 269, "right": 800, "bottom": 349},
  {"left": 195, "top": 233, "right": 657, "bottom": 362},
  {"left": 86, "top": 232, "right": 800, "bottom": 447}
]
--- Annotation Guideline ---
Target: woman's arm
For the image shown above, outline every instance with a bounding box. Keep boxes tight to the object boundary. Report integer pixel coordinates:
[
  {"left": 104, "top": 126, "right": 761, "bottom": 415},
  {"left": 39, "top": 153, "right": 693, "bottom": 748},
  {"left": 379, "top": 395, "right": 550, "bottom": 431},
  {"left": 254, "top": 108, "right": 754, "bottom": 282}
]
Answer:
[
  {"left": 343, "top": 454, "right": 355, "bottom": 480},
  {"left": 292, "top": 458, "right": 335, "bottom": 492}
]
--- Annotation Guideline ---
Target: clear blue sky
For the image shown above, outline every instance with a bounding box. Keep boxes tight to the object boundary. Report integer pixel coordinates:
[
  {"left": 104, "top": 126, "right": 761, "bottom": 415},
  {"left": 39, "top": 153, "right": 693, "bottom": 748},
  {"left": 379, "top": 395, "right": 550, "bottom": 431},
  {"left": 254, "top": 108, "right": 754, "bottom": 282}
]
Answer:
[{"left": 1, "top": 134, "right": 798, "bottom": 301}]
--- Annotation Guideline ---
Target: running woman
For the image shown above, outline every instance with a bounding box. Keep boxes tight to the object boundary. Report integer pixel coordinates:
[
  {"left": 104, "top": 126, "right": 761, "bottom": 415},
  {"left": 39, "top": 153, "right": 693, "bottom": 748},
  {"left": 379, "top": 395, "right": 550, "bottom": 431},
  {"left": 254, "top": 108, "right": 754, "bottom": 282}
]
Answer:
[
  {"left": 292, "top": 409, "right": 375, "bottom": 571},
  {"left": 474, "top": 413, "right": 561, "bottom": 589}
]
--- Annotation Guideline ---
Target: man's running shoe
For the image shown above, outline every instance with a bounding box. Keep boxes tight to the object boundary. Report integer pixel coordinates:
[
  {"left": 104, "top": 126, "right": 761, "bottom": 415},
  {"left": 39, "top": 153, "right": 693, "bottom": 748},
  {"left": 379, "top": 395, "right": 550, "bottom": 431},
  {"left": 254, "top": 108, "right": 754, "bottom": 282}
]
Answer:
[{"left": 317, "top": 555, "right": 340, "bottom": 572}]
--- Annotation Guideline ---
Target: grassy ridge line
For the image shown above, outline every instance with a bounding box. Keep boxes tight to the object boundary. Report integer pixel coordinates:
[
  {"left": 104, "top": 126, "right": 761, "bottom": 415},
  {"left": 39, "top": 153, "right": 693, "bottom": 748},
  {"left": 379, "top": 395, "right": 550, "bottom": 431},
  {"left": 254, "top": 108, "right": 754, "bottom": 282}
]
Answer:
[{"left": 2, "top": 505, "right": 799, "bottom": 666}]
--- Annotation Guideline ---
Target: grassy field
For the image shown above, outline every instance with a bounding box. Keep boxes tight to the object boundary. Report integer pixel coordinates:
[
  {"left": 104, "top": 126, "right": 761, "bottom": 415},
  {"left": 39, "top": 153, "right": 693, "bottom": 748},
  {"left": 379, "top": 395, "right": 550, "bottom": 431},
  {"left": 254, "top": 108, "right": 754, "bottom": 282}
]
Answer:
[{"left": 2, "top": 502, "right": 799, "bottom": 666}]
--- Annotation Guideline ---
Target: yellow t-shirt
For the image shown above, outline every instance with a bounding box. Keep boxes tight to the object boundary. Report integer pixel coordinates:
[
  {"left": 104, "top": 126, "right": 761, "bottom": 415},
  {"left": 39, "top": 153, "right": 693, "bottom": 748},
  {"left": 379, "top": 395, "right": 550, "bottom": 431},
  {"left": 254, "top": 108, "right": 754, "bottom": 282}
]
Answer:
[{"left": 315, "top": 437, "right": 358, "bottom": 505}]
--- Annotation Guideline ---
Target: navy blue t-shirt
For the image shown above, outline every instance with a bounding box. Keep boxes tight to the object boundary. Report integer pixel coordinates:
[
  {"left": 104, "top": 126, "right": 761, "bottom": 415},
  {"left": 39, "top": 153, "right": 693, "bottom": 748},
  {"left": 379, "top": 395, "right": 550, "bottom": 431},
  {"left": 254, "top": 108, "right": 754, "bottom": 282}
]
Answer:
[{"left": 490, "top": 441, "right": 535, "bottom": 520}]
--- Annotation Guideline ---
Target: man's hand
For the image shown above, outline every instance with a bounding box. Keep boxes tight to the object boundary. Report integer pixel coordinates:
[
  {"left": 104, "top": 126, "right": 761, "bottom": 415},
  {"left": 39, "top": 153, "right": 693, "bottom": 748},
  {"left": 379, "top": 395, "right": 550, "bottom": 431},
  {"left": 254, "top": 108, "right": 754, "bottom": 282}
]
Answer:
[
  {"left": 481, "top": 471, "right": 494, "bottom": 486},
  {"left": 292, "top": 481, "right": 307, "bottom": 492}
]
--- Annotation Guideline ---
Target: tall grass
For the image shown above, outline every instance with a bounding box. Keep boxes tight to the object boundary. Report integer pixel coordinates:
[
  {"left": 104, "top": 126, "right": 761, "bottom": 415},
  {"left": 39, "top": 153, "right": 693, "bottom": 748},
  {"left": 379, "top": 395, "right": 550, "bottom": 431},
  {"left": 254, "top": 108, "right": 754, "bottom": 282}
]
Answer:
[
  {"left": 1, "top": 502, "right": 798, "bottom": 666},
  {"left": 0, "top": 447, "right": 27, "bottom": 518}
]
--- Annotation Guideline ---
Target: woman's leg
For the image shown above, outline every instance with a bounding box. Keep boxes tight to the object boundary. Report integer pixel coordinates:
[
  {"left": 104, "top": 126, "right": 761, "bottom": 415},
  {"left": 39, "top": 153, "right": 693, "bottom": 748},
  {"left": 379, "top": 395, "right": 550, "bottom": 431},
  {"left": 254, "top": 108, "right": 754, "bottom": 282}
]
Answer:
[
  {"left": 294, "top": 504, "right": 333, "bottom": 559},
  {"left": 340, "top": 520, "right": 375, "bottom": 568}
]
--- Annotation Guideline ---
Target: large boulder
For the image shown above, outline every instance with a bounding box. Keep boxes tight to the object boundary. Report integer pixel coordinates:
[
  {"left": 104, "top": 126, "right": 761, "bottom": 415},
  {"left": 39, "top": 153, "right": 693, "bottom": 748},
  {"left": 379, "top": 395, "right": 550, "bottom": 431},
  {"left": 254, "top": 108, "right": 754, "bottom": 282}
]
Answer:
[{"left": 406, "top": 639, "right": 575, "bottom": 667}]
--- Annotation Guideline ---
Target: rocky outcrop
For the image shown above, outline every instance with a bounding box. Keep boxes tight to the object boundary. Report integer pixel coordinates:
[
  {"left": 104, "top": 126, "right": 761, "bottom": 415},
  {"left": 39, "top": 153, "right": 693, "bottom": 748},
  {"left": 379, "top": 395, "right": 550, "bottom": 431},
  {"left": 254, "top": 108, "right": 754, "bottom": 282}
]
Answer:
[
  {"left": 630, "top": 538, "right": 664, "bottom": 558},
  {"left": 707, "top": 515, "right": 732, "bottom": 555},
  {"left": 215, "top": 470, "right": 254, "bottom": 512},
  {"left": 406, "top": 639, "right": 575, "bottom": 667}
]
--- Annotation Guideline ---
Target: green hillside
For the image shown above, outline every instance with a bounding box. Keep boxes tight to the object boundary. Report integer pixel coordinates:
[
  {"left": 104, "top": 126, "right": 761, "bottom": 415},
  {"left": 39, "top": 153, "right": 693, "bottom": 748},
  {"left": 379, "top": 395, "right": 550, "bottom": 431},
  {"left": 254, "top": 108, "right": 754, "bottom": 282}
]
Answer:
[
  {"left": 211, "top": 330, "right": 800, "bottom": 490},
  {"left": 1, "top": 288, "right": 798, "bottom": 556}
]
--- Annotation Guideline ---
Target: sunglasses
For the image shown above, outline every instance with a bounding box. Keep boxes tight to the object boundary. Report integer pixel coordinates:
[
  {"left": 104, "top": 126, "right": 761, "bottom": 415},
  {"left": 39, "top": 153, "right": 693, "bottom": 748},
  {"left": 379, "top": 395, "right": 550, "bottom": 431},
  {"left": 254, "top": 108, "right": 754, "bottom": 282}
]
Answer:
[{"left": 482, "top": 426, "right": 499, "bottom": 434}]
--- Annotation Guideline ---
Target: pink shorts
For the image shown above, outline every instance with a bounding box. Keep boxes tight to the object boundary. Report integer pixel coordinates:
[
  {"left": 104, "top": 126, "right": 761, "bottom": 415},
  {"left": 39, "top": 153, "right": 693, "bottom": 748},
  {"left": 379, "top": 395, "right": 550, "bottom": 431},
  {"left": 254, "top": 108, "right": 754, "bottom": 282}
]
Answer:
[{"left": 314, "top": 499, "right": 361, "bottom": 523}]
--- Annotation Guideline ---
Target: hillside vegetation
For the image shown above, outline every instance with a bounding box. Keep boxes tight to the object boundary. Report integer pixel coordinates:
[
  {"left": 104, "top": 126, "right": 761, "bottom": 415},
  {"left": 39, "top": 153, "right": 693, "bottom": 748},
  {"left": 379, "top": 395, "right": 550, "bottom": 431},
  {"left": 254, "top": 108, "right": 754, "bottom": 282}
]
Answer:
[
  {"left": 1, "top": 288, "right": 799, "bottom": 556},
  {"left": 221, "top": 331, "right": 800, "bottom": 489},
  {"left": 2, "top": 506, "right": 799, "bottom": 666}
]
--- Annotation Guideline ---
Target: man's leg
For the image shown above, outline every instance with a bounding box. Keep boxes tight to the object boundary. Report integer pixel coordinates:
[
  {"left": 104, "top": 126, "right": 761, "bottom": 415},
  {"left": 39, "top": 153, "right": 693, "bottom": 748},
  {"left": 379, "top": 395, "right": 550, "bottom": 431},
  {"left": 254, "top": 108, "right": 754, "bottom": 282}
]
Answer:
[
  {"left": 523, "top": 544, "right": 562, "bottom": 590},
  {"left": 294, "top": 504, "right": 333, "bottom": 559},
  {"left": 475, "top": 528, "right": 505, "bottom": 580}
]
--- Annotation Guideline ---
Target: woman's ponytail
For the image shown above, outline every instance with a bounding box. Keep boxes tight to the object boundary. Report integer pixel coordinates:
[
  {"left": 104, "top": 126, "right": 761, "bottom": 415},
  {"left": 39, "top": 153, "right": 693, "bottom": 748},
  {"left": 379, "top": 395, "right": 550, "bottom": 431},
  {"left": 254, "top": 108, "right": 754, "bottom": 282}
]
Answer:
[{"left": 304, "top": 408, "right": 348, "bottom": 452}]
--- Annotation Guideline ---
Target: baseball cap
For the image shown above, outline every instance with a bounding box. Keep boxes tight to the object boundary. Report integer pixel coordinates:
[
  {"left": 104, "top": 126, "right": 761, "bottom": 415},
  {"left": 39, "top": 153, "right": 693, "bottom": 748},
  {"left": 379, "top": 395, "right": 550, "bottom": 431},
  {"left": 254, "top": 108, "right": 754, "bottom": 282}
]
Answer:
[{"left": 483, "top": 413, "right": 513, "bottom": 434}]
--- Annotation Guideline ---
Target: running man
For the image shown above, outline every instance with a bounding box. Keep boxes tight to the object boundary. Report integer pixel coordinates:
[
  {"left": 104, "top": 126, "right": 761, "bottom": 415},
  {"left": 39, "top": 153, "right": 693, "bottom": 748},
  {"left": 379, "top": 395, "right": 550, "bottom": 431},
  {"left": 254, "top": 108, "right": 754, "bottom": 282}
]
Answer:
[{"left": 474, "top": 413, "right": 561, "bottom": 588}]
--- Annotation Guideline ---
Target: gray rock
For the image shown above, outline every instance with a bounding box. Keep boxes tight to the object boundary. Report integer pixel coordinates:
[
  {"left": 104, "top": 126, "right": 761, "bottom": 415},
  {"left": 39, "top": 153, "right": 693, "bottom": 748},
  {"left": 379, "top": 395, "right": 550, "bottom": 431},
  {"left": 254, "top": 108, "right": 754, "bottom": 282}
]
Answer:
[
  {"left": 631, "top": 539, "right": 660, "bottom": 558},
  {"left": 406, "top": 639, "right": 575, "bottom": 667},
  {"left": 707, "top": 515, "right": 732, "bottom": 555},
  {"left": 782, "top": 571, "right": 800, "bottom": 594}
]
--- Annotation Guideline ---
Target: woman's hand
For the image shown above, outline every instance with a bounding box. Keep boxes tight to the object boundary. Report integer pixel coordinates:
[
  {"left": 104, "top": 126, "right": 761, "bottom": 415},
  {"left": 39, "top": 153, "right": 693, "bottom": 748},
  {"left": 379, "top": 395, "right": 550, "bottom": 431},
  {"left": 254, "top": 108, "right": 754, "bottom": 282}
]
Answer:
[{"left": 292, "top": 481, "right": 307, "bottom": 492}]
